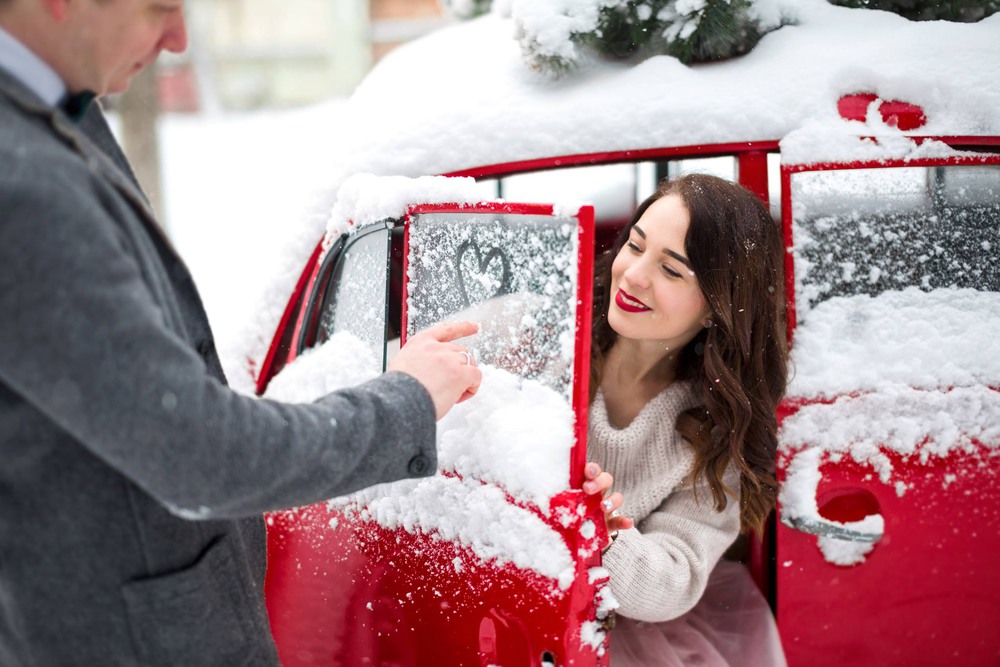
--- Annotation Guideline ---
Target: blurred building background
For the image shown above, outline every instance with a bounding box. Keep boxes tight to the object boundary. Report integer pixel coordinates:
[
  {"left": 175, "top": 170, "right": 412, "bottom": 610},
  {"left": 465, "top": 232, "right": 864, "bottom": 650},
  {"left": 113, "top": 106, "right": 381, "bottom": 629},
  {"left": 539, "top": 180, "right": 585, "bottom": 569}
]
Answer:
[
  {"left": 115, "top": 0, "right": 451, "bottom": 224},
  {"left": 157, "top": 0, "right": 449, "bottom": 113}
]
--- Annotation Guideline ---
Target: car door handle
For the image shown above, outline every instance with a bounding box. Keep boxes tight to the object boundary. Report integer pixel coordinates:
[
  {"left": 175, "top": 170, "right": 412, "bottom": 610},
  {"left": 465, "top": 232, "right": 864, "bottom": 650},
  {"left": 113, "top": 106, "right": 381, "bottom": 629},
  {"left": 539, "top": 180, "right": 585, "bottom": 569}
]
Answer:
[{"left": 780, "top": 512, "right": 883, "bottom": 543}]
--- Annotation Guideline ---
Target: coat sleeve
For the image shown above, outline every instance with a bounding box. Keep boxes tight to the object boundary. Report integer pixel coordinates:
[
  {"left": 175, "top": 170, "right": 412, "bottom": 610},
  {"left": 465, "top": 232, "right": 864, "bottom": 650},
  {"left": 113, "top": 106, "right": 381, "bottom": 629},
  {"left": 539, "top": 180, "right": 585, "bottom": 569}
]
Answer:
[
  {"left": 0, "top": 157, "right": 437, "bottom": 520},
  {"left": 600, "top": 467, "right": 742, "bottom": 623}
]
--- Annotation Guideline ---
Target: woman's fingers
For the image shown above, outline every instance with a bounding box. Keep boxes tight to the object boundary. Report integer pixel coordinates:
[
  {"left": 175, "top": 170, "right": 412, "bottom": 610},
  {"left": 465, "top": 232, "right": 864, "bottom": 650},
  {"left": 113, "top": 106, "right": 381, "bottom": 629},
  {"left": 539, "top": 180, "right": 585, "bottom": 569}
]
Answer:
[
  {"left": 600, "top": 491, "right": 623, "bottom": 514},
  {"left": 583, "top": 462, "right": 633, "bottom": 536},
  {"left": 582, "top": 466, "right": 614, "bottom": 495},
  {"left": 608, "top": 515, "right": 634, "bottom": 532}
]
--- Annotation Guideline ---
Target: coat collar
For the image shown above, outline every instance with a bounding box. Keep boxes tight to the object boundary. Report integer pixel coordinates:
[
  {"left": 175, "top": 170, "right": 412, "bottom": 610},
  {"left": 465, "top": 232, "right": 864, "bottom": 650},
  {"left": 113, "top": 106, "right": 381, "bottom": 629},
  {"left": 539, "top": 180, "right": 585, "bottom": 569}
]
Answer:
[{"left": 0, "top": 67, "right": 182, "bottom": 261}]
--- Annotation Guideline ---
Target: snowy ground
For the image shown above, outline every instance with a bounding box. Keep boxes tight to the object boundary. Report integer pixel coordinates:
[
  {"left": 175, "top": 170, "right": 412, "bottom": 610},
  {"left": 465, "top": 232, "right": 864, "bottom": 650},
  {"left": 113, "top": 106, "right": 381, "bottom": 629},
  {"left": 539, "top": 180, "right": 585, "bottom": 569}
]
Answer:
[{"left": 157, "top": 99, "right": 349, "bottom": 379}]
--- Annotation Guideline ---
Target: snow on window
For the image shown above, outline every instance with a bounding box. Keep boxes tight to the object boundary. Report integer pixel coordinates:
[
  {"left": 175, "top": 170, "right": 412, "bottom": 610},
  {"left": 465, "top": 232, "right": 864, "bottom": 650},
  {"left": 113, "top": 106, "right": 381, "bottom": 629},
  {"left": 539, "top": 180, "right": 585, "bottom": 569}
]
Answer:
[
  {"left": 792, "top": 165, "right": 1000, "bottom": 318},
  {"left": 789, "top": 164, "right": 1000, "bottom": 397},
  {"left": 407, "top": 211, "right": 579, "bottom": 400},
  {"left": 789, "top": 288, "right": 1000, "bottom": 397}
]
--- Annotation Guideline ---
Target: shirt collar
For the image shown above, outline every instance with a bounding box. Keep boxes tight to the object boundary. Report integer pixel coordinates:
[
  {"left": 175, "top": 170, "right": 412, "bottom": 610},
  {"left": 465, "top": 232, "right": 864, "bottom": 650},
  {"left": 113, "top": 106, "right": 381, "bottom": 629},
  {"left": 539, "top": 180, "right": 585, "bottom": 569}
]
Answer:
[{"left": 0, "top": 25, "right": 67, "bottom": 108}]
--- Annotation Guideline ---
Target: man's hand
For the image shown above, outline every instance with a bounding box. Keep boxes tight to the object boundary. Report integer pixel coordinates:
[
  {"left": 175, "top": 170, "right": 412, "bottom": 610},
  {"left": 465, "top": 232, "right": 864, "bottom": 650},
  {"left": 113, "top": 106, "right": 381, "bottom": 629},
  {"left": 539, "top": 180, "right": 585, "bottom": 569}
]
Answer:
[{"left": 388, "top": 321, "right": 483, "bottom": 420}]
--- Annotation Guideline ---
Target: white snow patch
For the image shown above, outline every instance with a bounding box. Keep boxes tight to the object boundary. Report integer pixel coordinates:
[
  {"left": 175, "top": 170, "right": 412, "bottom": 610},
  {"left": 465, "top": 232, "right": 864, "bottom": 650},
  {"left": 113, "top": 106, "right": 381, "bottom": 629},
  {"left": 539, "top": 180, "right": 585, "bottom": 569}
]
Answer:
[
  {"left": 330, "top": 473, "right": 575, "bottom": 589},
  {"left": 436, "top": 365, "right": 573, "bottom": 510},
  {"left": 817, "top": 534, "right": 876, "bottom": 567},
  {"left": 262, "top": 332, "right": 379, "bottom": 403},
  {"left": 324, "top": 173, "right": 487, "bottom": 244},
  {"left": 780, "top": 385, "right": 1000, "bottom": 465},
  {"left": 789, "top": 288, "right": 1000, "bottom": 398}
]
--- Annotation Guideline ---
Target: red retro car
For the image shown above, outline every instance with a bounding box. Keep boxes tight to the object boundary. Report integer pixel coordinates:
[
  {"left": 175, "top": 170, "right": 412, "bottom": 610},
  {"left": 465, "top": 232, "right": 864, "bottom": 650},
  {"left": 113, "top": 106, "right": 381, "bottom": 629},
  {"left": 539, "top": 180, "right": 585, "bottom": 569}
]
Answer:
[{"left": 244, "top": 4, "right": 1000, "bottom": 665}]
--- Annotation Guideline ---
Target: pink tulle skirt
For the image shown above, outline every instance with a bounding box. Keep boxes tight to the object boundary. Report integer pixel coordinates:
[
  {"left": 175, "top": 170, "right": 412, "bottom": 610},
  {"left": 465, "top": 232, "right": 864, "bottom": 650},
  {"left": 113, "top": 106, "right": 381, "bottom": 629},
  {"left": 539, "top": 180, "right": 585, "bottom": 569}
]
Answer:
[{"left": 609, "top": 561, "right": 787, "bottom": 667}]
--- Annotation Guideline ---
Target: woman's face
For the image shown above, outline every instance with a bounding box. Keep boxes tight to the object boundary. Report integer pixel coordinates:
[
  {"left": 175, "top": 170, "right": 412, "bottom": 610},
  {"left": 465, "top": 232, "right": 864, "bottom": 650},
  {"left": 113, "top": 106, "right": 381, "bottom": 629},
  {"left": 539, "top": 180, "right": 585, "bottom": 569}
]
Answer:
[{"left": 608, "top": 193, "right": 712, "bottom": 348}]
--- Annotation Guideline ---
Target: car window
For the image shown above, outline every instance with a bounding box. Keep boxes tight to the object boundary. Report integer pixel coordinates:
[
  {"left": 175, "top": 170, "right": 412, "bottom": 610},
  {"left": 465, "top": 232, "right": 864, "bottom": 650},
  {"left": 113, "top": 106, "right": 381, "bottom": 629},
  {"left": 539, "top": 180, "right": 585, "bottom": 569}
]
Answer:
[
  {"left": 406, "top": 209, "right": 580, "bottom": 400},
  {"left": 788, "top": 162, "right": 1000, "bottom": 395},
  {"left": 307, "top": 223, "right": 392, "bottom": 373},
  {"left": 792, "top": 165, "right": 1000, "bottom": 311}
]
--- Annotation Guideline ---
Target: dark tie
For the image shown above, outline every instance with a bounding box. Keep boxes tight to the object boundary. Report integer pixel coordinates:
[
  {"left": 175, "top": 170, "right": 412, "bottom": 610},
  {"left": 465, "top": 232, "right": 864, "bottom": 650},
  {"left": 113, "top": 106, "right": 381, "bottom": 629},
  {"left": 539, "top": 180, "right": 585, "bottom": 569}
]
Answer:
[{"left": 59, "top": 90, "right": 96, "bottom": 122}]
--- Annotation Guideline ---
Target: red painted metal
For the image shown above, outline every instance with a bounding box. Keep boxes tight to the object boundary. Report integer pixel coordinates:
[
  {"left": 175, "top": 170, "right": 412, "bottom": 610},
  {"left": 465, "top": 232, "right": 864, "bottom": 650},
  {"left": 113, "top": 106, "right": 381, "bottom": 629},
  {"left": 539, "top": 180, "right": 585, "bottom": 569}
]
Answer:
[
  {"left": 878, "top": 99, "right": 926, "bottom": 131},
  {"left": 837, "top": 93, "right": 878, "bottom": 123},
  {"left": 571, "top": 206, "right": 595, "bottom": 491},
  {"left": 255, "top": 240, "right": 324, "bottom": 395},
  {"left": 443, "top": 142, "right": 781, "bottom": 180},
  {"left": 267, "top": 492, "right": 610, "bottom": 666},
  {"left": 400, "top": 218, "right": 411, "bottom": 347},
  {"left": 734, "top": 148, "right": 774, "bottom": 598},
  {"left": 775, "top": 437, "right": 1000, "bottom": 667},
  {"left": 779, "top": 166, "right": 797, "bottom": 345},
  {"left": 737, "top": 150, "right": 770, "bottom": 211},
  {"left": 837, "top": 93, "right": 927, "bottom": 130}
]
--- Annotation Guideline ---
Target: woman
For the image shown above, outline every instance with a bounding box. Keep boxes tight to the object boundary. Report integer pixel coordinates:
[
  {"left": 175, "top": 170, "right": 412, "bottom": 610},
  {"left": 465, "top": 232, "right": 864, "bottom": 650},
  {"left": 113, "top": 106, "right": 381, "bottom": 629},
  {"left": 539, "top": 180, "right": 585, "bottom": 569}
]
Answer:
[{"left": 582, "top": 174, "right": 788, "bottom": 666}]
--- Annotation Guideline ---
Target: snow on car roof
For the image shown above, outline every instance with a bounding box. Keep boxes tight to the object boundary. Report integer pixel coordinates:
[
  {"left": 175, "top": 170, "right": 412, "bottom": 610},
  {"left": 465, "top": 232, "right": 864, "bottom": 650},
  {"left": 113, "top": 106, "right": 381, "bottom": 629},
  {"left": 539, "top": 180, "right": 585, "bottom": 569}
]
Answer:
[{"left": 325, "top": 0, "right": 1000, "bottom": 187}]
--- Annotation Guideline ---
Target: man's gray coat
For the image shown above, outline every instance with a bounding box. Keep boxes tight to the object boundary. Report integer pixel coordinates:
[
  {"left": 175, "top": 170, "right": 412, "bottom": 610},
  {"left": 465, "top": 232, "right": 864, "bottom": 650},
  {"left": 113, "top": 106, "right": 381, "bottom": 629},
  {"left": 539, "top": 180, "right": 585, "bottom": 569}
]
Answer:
[{"left": 0, "top": 69, "right": 437, "bottom": 665}]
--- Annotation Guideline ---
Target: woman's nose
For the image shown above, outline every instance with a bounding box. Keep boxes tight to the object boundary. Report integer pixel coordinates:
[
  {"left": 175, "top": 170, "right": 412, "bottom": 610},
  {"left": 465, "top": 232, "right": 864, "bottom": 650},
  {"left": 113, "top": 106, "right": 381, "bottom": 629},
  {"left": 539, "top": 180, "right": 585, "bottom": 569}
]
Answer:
[{"left": 622, "top": 261, "right": 651, "bottom": 289}]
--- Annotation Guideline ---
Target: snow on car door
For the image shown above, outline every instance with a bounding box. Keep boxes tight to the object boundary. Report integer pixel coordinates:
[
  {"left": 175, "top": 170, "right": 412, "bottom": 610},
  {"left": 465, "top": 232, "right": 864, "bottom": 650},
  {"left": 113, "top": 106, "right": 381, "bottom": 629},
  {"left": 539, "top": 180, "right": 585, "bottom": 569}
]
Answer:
[
  {"left": 264, "top": 187, "right": 613, "bottom": 666},
  {"left": 775, "top": 155, "right": 1000, "bottom": 667}
]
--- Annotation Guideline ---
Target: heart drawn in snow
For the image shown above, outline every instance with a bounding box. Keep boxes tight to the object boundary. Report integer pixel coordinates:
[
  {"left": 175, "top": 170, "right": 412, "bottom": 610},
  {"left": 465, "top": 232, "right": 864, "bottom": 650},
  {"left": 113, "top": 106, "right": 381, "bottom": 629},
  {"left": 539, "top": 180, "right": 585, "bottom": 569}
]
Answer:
[{"left": 455, "top": 240, "right": 512, "bottom": 308}]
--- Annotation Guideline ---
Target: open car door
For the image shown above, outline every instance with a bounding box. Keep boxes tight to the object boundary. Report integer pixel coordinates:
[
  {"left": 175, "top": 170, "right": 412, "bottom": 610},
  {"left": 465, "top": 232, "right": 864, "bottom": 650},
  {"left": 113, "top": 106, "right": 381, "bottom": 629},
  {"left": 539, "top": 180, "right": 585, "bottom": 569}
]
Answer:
[
  {"left": 775, "top": 153, "right": 1000, "bottom": 666},
  {"left": 262, "top": 198, "right": 616, "bottom": 666}
]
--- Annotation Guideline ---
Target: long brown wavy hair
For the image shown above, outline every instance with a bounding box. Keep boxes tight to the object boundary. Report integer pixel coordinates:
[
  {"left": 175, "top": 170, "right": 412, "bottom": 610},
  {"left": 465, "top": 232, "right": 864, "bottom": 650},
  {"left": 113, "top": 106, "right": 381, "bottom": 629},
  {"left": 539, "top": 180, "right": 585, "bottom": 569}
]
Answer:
[{"left": 590, "top": 174, "right": 788, "bottom": 534}]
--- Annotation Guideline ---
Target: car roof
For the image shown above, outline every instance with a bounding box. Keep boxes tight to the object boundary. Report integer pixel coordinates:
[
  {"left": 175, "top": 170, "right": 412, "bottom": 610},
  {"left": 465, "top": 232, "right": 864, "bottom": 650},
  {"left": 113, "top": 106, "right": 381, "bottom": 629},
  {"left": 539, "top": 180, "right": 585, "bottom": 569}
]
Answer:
[{"left": 323, "top": 0, "right": 1000, "bottom": 189}]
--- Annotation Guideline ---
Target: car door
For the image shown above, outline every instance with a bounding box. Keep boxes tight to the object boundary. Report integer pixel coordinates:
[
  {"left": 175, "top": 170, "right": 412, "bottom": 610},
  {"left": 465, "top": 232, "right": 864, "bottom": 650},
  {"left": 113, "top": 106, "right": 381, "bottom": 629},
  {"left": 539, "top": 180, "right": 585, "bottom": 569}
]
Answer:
[
  {"left": 775, "top": 154, "right": 1000, "bottom": 666},
  {"left": 262, "top": 197, "right": 615, "bottom": 667}
]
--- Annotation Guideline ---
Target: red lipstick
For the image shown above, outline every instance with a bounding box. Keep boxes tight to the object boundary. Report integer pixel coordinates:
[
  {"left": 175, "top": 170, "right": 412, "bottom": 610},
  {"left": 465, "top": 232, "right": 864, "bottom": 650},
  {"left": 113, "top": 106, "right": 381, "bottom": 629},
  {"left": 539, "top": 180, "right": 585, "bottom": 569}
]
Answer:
[{"left": 615, "top": 289, "right": 651, "bottom": 313}]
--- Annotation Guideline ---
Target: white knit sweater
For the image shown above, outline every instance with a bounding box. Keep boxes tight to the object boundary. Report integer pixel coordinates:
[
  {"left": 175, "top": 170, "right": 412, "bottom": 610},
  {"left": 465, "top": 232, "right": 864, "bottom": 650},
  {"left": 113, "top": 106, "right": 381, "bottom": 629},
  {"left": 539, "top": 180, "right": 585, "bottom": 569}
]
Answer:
[{"left": 589, "top": 381, "right": 741, "bottom": 623}]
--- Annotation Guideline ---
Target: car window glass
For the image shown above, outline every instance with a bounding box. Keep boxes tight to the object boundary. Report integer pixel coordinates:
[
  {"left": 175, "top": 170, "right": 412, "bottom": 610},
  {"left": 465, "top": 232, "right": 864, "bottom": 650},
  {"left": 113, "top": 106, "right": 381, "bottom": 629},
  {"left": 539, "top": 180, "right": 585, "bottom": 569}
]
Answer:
[
  {"left": 792, "top": 165, "right": 1000, "bottom": 311},
  {"left": 406, "top": 211, "right": 579, "bottom": 401},
  {"left": 314, "top": 225, "right": 391, "bottom": 372},
  {"left": 788, "top": 163, "right": 1000, "bottom": 394},
  {"left": 500, "top": 164, "right": 636, "bottom": 222}
]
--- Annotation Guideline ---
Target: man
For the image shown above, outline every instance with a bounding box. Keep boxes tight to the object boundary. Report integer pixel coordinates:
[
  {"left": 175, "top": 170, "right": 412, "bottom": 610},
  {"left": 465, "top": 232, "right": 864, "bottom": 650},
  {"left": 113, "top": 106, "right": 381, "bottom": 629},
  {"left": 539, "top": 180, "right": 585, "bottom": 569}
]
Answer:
[{"left": 0, "top": 0, "right": 481, "bottom": 664}]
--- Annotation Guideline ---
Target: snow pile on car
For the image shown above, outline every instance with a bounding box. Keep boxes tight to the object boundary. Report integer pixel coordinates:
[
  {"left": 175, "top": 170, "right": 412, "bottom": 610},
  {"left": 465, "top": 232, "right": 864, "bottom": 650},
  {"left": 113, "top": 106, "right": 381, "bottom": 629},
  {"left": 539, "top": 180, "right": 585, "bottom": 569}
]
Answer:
[{"left": 267, "top": 343, "right": 578, "bottom": 588}]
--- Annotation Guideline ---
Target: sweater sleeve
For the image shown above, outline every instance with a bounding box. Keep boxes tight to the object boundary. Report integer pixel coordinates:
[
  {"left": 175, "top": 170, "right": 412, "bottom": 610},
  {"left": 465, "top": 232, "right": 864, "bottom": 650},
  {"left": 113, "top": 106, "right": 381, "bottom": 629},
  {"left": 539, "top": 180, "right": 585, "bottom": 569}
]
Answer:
[
  {"left": 601, "top": 467, "right": 742, "bottom": 622},
  {"left": 0, "top": 151, "right": 437, "bottom": 520}
]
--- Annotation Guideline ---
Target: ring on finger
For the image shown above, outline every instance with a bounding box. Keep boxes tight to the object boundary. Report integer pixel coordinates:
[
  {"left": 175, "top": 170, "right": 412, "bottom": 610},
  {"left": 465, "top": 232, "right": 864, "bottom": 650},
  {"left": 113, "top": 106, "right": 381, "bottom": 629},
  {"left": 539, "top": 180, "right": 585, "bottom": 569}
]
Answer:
[{"left": 461, "top": 351, "right": 473, "bottom": 366}]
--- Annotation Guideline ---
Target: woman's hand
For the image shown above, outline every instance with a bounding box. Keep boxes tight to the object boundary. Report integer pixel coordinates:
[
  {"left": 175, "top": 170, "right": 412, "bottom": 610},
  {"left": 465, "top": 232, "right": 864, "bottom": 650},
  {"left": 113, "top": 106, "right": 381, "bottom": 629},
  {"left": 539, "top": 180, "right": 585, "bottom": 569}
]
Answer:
[{"left": 583, "top": 462, "right": 635, "bottom": 540}]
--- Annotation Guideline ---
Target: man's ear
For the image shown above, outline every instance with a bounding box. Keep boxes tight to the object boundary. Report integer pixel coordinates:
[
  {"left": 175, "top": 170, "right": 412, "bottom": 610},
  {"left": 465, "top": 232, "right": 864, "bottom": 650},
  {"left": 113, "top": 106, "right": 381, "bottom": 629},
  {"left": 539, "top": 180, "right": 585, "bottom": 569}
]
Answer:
[{"left": 39, "top": 0, "right": 70, "bottom": 21}]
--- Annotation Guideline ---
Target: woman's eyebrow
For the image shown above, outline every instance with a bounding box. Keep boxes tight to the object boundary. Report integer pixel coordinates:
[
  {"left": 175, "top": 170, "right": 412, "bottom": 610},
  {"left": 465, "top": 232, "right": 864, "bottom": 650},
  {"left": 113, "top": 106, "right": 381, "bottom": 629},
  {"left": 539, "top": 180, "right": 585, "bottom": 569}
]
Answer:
[
  {"left": 633, "top": 225, "right": 693, "bottom": 268},
  {"left": 663, "top": 249, "right": 693, "bottom": 269}
]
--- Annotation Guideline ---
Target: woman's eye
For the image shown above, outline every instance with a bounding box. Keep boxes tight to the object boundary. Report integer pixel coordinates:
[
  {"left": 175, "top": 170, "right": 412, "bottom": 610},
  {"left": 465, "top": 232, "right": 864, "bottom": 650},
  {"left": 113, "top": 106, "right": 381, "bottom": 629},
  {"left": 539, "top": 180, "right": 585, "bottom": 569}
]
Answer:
[
  {"left": 627, "top": 242, "right": 642, "bottom": 253},
  {"left": 662, "top": 265, "right": 683, "bottom": 278}
]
